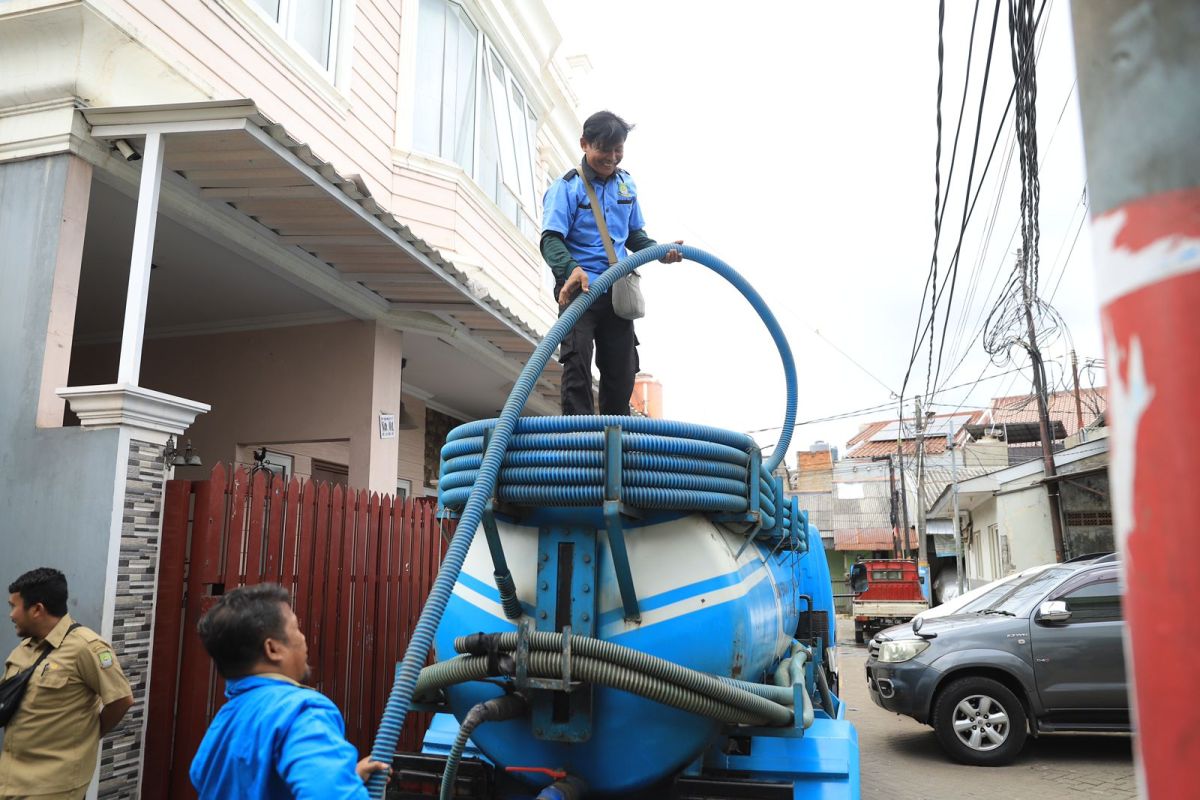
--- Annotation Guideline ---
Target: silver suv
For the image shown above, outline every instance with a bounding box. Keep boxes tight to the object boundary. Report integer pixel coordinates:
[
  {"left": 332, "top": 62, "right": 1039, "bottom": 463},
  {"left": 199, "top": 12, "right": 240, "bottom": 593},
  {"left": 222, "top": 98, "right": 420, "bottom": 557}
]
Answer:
[{"left": 865, "top": 556, "right": 1129, "bottom": 765}]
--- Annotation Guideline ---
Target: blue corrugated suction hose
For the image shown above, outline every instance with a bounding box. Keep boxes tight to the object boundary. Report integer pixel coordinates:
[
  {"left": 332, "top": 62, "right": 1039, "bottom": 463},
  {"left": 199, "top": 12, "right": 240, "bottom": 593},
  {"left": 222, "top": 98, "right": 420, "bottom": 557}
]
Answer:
[{"left": 365, "top": 245, "right": 798, "bottom": 796}]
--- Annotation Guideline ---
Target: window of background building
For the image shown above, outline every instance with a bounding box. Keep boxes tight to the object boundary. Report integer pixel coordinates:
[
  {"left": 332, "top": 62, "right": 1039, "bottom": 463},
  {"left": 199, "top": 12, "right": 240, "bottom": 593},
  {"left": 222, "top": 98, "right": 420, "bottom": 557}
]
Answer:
[
  {"left": 248, "top": 0, "right": 339, "bottom": 70},
  {"left": 415, "top": 0, "right": 541, "bottom": 240}
]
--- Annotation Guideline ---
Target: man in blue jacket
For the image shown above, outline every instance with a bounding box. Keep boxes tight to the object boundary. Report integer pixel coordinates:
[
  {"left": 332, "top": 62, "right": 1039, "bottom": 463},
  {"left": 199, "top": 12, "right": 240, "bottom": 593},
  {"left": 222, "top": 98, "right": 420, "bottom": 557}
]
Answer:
[{"left": 189, "top": 584, "right": 389, "bottom": 799}]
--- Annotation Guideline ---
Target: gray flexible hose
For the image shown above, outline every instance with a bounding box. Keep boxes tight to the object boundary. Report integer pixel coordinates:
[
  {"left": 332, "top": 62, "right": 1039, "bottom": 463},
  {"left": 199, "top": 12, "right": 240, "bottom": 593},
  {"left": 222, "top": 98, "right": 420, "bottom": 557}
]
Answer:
[
  {"left": 438, "top": 693, "right": 528, "bottom": 800},
  {"left": 715, "top": 675, "right": 795, "bottom": 706},
  {"left": 816, "top": 663, "right": 836, "bottom": 717},
  {"left": 454, "top": 631, "right": 792, "bottom": 726},
  {"left": 417, "top": 652, "right": 790, "bottom": 726},
  {"left": 439, "top": 713, "right": 479, "bottom": 800}
]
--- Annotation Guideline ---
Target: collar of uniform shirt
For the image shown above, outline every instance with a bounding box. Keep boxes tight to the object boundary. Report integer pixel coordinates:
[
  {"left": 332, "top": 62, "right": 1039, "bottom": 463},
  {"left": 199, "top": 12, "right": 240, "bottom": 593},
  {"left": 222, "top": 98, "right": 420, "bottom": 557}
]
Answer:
[
  {"left": 579, "top": 156, "right": 618, "bottom": 184},
  {"left": 26, "top": 613, "right": 76, "bottom": 650}
]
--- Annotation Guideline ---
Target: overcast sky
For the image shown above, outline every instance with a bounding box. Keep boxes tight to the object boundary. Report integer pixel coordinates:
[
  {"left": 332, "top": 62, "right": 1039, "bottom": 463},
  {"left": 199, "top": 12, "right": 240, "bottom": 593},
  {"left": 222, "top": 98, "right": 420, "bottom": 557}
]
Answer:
[{"left": 547, "top": 0, "right": 1103, "bottom": 465}]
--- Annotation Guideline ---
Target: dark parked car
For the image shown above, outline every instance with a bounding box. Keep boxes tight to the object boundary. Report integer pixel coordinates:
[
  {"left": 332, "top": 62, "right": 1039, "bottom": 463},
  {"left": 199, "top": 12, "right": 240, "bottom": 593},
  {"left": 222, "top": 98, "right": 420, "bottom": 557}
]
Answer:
[{"left": 864, "top": 556, "right": 1129, "bottom": 765}]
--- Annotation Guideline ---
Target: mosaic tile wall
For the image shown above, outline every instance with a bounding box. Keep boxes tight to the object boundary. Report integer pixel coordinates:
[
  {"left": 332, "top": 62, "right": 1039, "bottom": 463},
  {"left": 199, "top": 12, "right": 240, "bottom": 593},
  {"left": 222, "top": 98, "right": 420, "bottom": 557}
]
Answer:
[{"left": 98, "top": 438, "right": 165, "bottom": 799}]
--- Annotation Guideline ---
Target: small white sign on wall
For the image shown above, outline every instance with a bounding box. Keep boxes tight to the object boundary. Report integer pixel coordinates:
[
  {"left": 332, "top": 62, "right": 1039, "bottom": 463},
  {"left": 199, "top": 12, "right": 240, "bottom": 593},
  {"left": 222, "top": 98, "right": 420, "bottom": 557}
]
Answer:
[{"left": 379, "top": 412, "right": 397, "bottom": 439}]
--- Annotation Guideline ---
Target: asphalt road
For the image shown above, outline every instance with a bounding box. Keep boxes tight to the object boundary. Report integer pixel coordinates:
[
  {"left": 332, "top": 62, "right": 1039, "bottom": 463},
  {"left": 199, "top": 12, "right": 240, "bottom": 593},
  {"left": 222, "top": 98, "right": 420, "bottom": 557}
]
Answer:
[{"left": 835, "top": 617, "right": 1138, "bottom": 799}]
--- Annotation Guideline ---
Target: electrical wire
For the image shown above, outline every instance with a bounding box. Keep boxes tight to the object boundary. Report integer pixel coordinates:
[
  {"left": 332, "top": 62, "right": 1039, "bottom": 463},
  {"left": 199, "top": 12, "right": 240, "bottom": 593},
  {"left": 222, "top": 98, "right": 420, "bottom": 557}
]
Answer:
[
  {"left": 899, "top": 0, "right": 1051, "bottom": 419},
  {"left": 931, "top": 0, "right": 1005, "bottom": 398}
]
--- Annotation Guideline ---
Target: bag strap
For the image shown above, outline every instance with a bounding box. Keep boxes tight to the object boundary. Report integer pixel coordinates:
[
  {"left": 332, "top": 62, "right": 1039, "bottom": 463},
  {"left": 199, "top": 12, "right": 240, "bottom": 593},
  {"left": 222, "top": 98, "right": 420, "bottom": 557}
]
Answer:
[
  {"left": 575, "top": 169, "right": 618, "bottom": 265},
  {"left": 28, "top": 622, "right": 81, "bottom": 671}
]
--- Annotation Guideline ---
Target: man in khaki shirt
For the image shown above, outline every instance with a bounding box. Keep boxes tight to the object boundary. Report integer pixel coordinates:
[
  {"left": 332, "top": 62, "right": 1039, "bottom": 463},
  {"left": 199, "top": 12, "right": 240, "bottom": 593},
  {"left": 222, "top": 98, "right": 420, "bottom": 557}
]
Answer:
[{"left": 1, "top": 569, "right": 133, "bottom": 800}]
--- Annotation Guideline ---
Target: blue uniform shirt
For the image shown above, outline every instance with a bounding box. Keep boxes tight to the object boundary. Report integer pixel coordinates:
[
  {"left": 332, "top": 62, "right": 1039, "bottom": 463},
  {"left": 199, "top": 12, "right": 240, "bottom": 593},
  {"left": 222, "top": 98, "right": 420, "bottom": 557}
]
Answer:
[
  {"left": 542, "top": 163, "right": 647, "bottom": 279},
  {"left": 189, "top": 674, "right": 368, "bottom": 800}
]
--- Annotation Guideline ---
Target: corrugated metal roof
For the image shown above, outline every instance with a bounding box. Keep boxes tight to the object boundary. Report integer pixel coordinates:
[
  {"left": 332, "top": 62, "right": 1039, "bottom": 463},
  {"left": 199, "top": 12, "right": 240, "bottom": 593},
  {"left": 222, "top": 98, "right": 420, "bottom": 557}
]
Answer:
[
  {"left": 845, "top": 411, "right": 983, "bottom": 459},
  {"left": 833, "top": 528, "right": 919, "bottom": 551},
  {"left": 793, "top": 491, "right": 833, "bottom": 531},
  {"left": 984, "top": 388, "right": 1107, "bottom": 438},
  {"left": 917, "top": 465, "right": 996, "bottom": 512},
  {"left": 848, "top": 438, "right": 948, "bottom": 458}
]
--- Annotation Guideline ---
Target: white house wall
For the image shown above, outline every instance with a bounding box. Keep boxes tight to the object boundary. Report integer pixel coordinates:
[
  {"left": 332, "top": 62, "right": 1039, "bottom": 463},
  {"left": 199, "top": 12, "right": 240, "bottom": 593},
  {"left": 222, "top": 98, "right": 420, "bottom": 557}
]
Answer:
[
  {"left": 1, "top": 0, "right": 578, "bottom": 336},
  {"left": 996, "top": 486, "right": 1058, "bottom": 571}
]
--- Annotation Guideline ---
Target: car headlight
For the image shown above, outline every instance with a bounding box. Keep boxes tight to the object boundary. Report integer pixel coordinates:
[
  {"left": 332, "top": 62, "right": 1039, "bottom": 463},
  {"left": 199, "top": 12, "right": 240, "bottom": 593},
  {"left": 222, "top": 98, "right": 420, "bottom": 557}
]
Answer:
[{"left": 876, "top": 639, "right": 931, "bottom": 663}]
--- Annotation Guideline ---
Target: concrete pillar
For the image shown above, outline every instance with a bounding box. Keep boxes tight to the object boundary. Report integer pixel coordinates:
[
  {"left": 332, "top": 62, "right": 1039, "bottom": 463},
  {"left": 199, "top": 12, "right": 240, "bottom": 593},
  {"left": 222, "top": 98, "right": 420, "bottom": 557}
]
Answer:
[
  {"left": 1070, "top": 2, "right": 1200, "bottom": 795},
  {"left": 35, "top": 155, "right": 90, "bottom": 428},
  {"left": 348, "top": 323, "right": 404, "bottom": 494}
]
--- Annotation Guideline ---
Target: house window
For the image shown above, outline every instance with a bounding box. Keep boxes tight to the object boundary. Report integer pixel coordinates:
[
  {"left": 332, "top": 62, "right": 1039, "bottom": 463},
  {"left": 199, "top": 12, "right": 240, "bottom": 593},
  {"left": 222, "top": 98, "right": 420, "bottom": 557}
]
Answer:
[
  {"left": 248, "top": 0, "right": 340, "bottom": 70},
  {"left": 414, "top": 0, "right": 541, "bottom": 239}
]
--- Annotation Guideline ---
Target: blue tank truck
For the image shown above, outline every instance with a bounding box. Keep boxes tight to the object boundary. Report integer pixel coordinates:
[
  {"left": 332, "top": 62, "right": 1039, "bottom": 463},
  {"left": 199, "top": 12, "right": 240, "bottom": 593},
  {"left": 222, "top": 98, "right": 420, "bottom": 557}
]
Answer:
[{"left": 365, "top": 246, "right": 860, "bottom": 799}]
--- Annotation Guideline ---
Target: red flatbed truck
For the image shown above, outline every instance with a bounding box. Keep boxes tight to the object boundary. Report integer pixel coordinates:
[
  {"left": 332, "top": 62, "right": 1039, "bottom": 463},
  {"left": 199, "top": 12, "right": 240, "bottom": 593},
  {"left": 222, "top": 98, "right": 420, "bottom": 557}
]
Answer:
[{"left": 848, "top": 558, "right": 928, "bottom": 644}]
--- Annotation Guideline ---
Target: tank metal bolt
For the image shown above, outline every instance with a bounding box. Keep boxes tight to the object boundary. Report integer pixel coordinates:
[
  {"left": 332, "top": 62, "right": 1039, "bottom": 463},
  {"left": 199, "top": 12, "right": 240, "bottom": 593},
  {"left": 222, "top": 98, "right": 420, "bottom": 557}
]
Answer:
[
  {"left": 541, "top": 553, "right": 549, "bottom": 562},
  {"left": 581, "top": 612, "right": 590, "bottom": 622},
  {"left": 539, "top": 610, "right": 547, "bottom": 619},
  {"left": 582, "top": 554, "right": 591, "bottom": 564},
  {"left": 540, "top": 581, "right": 549, "bottom": 591}
]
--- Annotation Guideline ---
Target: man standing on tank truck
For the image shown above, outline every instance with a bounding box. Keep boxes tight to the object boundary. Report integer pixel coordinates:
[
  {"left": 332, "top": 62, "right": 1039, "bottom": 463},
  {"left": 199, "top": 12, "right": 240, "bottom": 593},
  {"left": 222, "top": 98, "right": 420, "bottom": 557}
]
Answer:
[{"left": 540, "top": 110, "right": 682, "bottom": 415}]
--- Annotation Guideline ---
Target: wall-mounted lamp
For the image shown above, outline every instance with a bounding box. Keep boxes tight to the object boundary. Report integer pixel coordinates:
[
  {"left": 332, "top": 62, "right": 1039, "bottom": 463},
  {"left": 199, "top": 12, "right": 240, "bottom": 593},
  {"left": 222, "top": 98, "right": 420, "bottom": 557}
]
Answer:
[
  {"left": 114, "top": 139, "right": 141, "bottom": 162},
  {"left": 164, "top": 436, "right": 202, "bottom": 467}
]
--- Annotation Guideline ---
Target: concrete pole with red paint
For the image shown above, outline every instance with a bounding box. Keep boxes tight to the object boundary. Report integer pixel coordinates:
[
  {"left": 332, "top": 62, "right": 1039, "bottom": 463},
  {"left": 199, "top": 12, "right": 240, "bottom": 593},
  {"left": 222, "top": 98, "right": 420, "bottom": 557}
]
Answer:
[{"left": 1071, "top": 2, "right": 1200, "bottom": 796}]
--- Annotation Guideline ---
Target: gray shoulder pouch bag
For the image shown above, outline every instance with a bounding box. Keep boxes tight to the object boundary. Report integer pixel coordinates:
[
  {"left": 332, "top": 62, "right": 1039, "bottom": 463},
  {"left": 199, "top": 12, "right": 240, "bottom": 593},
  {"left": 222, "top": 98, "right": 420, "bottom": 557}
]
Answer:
[{"left": 576, "top": 170, "right": 644, "bottom": 320}]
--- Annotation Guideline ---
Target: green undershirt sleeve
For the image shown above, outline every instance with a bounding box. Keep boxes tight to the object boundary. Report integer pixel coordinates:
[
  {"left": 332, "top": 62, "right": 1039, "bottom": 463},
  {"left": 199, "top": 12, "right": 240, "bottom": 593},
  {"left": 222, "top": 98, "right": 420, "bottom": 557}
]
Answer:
[
  {"left": 539, "top": 231, "right": 578, "bottom": 283},
  {"left": 626, "top": 229, "right": 658, "bottom": 252}
]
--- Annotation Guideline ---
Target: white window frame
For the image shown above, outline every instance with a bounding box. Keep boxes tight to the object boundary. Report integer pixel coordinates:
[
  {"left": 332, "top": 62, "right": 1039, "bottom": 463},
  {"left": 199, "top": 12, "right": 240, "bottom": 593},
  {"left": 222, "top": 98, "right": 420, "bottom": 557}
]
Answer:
[
  {"left": 219, "top": 0, "right": 354, "bottom": 102},
  {"left": 413, "top": 0, "right": 542, "bottom": 241}
]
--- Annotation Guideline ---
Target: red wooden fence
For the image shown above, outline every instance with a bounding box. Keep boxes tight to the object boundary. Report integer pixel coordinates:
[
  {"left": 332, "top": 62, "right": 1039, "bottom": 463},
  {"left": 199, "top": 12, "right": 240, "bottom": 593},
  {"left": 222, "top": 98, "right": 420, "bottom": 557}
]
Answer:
[{"left": 143, "top": 463, "right": 450, "bottom": 799}]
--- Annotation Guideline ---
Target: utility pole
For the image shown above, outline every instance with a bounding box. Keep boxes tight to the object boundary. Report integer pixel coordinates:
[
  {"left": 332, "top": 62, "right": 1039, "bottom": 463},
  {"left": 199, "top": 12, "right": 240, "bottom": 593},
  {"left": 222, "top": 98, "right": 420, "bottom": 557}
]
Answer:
[
  {"left": 1070, "top": 349, "right": 1085, "bottom": 433},
  {"left": 1019, "top": 247, "right": 1066, "bottom": 563},
  {"left": 1071, "top": 2, "right": 1199, "bottom": 793},
  {"left": 948, "top": 437, "right": 964, "bottom": 595},
  {"left": 873, "top": 455, "right": 900, "bottom": 558},
  {"left": 914, "top": 397, "right": 928, "bottom": 576},
  {"left": 895, "top": 414, "right": 911, "bottom": 560}
]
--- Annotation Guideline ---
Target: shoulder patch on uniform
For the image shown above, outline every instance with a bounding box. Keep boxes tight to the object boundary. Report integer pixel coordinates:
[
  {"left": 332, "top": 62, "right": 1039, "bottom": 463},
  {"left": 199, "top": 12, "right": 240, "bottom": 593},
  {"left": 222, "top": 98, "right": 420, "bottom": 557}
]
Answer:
[
  {"left": 97, "top": 650, "right": 114, "bottom": 669},
  {"left": 561, "top": 168, "right": 580, "bottom": 182}
]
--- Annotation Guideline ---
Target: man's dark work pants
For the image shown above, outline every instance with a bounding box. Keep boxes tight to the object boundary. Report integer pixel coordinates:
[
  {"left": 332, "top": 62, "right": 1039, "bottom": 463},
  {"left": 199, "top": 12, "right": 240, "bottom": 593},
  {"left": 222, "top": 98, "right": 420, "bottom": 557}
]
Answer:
[{"left": 555, "top": 283, "right": 638, "bottom": 415}]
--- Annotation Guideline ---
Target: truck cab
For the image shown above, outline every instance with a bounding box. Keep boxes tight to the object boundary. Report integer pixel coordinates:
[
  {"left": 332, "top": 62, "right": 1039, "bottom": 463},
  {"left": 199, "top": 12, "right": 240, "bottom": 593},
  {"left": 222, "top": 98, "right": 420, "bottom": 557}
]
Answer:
[{"left": 849, "top": 559, "right": 929, "bottom": 644}]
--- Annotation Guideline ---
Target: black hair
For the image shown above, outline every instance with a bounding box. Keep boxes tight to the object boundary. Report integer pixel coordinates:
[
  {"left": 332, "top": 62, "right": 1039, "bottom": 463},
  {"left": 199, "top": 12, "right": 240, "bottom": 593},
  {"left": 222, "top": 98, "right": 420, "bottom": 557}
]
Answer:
[
  {"left": 582, "top": 110, "right": 633, "bottom": 149},
  {"left": 197, "top": 583, "right": 292, "bottom": 679},
  {"left": 8, "top": 568, "right": 69, "bottom": 617}
]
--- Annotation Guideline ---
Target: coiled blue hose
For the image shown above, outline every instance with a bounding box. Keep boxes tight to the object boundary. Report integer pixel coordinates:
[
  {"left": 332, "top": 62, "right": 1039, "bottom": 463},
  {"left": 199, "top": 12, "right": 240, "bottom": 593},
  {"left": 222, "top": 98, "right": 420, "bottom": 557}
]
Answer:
[
  {"left": 437, "top": 419, "right": 781, "bottom": 521},
  {"left": 365, "top": 244, "right": 798, "bottom": 796}
]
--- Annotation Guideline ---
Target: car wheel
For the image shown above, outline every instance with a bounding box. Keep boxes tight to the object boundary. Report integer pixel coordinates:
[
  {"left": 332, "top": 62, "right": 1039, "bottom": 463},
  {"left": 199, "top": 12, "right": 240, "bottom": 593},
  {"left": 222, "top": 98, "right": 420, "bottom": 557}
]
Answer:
[{"left": 932, "top": 677, "right": 1027, "bottom": 766}]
